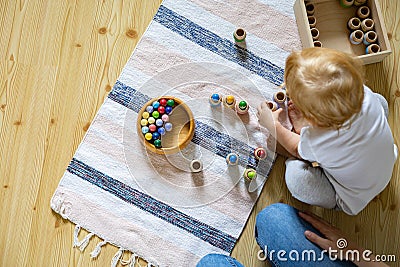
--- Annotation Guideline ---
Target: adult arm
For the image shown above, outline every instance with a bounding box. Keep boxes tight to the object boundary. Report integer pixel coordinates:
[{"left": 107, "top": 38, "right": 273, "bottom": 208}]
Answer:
[{"left": 299, "top": 211, "right": 389, "bottom": 267}]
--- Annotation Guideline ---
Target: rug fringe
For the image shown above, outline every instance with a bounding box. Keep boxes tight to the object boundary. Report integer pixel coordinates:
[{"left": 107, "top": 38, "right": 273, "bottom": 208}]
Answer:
[
  {"left": 129, "top": 253, "right": 137, "bottom": 267},
  {"left": 72, "top": 225, "right": 158, "bottom": 267},
  {"left": 111, "top": 248, "right": 124, "bottom": 267},
  {"left": 73, "top": 224, "right": 95, "bottom": 251},
  {"left": 90, "top": 240, "right": 108, "bottom": 258}
]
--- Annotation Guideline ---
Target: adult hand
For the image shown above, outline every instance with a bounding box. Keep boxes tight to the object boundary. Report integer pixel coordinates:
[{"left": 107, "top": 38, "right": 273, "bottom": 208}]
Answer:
[{"left": 299, "top": 212, "right": 388, "bottom": 267}]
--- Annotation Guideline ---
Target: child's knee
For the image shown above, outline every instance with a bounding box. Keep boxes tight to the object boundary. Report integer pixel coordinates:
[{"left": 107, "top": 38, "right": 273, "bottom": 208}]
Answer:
[{"left": 285, "top": 159, "right": 311, "bottom": 195}]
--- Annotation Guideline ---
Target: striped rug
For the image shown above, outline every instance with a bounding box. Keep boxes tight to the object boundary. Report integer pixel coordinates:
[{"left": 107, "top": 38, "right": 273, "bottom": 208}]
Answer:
[{"left": 51, "top": 0, "right": 301, "bottom": 266}]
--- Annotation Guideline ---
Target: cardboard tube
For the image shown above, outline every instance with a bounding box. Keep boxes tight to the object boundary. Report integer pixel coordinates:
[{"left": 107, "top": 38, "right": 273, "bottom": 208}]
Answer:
[
  {"left": 349, "top": 30, "right": 364, "bottom": 45},
  {"left": 340, "top": 0, "right": 354, "bottom": 8},
  {"left": 273, "top": 91, "right": 287, "bottom": 104},
  {"left": 357, "top": 6, "right": 370, "bottom": 19},
  {"left": 305, "top": 3, "right": 315, "bottom": 15},
  {"left": 366, "top": 44, "right": 381, "bottom": 54},
  {"left": 266, "top": 101, "right": 278, "bottom": 111},
  {"left": 361, "top": 18, "right": 374, "bottom": 32},
  {"left": 310, "top": 28, "right": 319, "bottom": 40},
  {"left": 313, "top": 40, "right": 322, "bottom": 47},
  {"left": 308, "top": 16, "right": 316, "bottom": 28},
  {"left": 190, "top": 159, "right": 203, "bottom": 172},
  {"left": 363, "top": 31, "right": 377, "bottom": 45},
  {"left": 233, "top": 28, "right": 246, "bottom": 42},
  {"left": 347, "top": 17, "right": 361, "bottom": 31},
  {"left": 354, "top": 0, "right": 367, "bottom": 6}
]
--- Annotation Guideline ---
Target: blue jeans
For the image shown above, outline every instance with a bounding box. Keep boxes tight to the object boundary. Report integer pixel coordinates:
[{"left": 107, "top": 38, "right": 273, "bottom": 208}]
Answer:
[{"left": 197, "top": 203, "right": 355, "bottom": 267}]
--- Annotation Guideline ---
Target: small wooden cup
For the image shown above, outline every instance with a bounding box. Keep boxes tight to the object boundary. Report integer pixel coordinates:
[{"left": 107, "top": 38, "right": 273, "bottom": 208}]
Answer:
[{"left": 137, "top": 96, "right": 195, "bottom": 155}]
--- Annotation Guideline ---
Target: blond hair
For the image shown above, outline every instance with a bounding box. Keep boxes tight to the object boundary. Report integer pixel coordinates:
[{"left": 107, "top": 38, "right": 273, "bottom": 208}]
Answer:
[{"left": 284, "top": 48, "right": 364, "bottom": 129}]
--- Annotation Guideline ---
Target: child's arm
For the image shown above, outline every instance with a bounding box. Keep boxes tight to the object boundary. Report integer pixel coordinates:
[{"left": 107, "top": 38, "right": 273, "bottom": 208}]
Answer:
[{"left": 257, "top": 103, "right": 301, "bottom": 158}]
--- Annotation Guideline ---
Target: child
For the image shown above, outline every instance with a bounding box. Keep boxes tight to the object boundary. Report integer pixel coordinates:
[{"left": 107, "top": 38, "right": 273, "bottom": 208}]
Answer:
[{"left": 257, "top": 47, "right": 397, "bottom": 215}]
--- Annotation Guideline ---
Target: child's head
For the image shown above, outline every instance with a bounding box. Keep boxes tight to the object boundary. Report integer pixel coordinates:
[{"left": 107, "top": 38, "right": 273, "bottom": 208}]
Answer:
[{"left": 284, "top": 47, "right": 364, "bottom": 129}]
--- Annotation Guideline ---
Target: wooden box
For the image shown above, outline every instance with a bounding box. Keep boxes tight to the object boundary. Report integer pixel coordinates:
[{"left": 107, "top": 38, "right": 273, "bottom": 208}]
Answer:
[{"left": 293, "top": 0, "right": 391, "bottom": 64}]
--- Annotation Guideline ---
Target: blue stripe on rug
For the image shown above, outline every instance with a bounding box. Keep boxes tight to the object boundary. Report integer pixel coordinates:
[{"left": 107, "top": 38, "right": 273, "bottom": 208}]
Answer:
[
  {"left": 68, "top": 158, "right": 237, "bottom": 252},
  {"left": 109, "top": 80, "right": 271, "bottom": 176},
  {"left": 153, "top": 5, "right": 284, "bottom": 86}
]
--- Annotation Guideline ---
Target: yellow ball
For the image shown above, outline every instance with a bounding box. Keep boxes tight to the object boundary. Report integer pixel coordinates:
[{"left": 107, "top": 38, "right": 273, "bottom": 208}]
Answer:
[
  {"left": 140, "top": 119, "right": 148, "bottom": 126},
  {"left": 145, "top": 133, "right": 153, "bottom": 140},
  {"left": 148, "top": 117, "right": 155, "bottom": 124},
  {"left": 142, "top": 112, "right": 150, "bottom": 119},
  {"left": 226, "top": 95, "right": 235, "bottom": 104}
]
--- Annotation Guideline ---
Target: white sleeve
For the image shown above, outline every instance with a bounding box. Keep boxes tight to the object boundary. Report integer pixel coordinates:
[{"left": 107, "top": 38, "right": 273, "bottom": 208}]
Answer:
[{"left": 298, "top": 127, "right": 316, "bottom": 162}]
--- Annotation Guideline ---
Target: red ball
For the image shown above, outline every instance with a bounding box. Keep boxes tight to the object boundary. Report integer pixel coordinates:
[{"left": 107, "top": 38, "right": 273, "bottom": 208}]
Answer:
[
  {"left": 149, "top": 124, "right": 157, "bottom": 132},
  {"left": 257, "top": 149, "right": 266, "bottom": 159},
  {"left": 159, "top": 98, "right": 167, "bottom": 106},
  {"left": 158, "top": 106, "right": 165, "bottom": 114}
]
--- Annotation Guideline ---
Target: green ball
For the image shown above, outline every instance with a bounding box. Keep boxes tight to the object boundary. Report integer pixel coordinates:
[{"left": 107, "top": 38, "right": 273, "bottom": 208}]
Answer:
[
  {"left": 154, "top": 139, "right": 162, "bottom": 148},
  {"left": 239, "top": 100, "right": 247, "bottom": 110},
  {"left": 152, "top": 111, "right": 160, "bottom": 119},
  {"left": 247, "top": 171, "right": 256, "bottom": 179},
  {"left": 167, "top": 99, "right": 175, "bottom": 107}
]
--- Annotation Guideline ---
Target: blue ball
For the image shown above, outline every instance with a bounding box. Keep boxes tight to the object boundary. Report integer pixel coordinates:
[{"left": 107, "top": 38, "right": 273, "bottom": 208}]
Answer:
[
  {"left": 152, "top": 101, "right": 160, "bottom": 109},
  {"left": 229, "top": 154, "right": 237, "bottom": 163},
  {"left": 158, "top": 127, "right": 166, "bottom": 135},
  {"left": 146, "top": 106, "right": 154, "bottom": 113},
  {"left": 211, "top": 93, "right": 220, "bottom": 101},
  {"left": 165, "top": 122, "right": 172, "bottom": 131},
  {"left": 152, "top": 132, "right": 160, "bottom": 140},
  {"left": 165, "top": 106, "right": 173, "bottom": 114},
  {"left": 141, "top": 126, "right": 149, "bottom": 134},
  {"left": 156, "top": 119, "right": 163, "bottom": 127}
]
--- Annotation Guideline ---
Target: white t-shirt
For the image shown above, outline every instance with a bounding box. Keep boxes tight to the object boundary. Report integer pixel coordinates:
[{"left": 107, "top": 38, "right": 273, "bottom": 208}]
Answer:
[{"left": 298, "top": 86, "right": 397, "bottom": 215}]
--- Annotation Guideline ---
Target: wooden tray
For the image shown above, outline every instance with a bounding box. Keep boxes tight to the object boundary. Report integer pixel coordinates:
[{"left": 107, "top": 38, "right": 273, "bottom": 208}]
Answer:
[
  {"left": 294, "top": 0, "right": 391, "bottom": 64},
  {"left": 137, "top": 96, "right": 195, "bottom": 155}
]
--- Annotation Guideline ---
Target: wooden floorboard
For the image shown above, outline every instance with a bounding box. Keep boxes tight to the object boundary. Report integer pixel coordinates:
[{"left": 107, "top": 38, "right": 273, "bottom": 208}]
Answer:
[{"left": 0, "top": 0, "right": 398, "bottom": 266}]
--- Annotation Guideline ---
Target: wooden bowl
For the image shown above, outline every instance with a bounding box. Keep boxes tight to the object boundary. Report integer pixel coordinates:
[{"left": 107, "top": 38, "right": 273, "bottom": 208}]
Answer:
[{"left": 137, "top": 96, "right": 195, "bottom": 155}]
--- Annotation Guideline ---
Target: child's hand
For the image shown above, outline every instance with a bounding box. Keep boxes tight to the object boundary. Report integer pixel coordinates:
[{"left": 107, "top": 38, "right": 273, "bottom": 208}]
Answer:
[{"left": 257, "top": 102, "right": 283, "bottom": 133}]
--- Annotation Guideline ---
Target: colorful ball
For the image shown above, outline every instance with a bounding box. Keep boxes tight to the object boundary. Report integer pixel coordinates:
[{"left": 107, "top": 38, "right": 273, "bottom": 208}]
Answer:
[
  {"left": 152, "top": 101, "right": 160, "bottom": 109},
  {"left": 156, "top": 119, "right": 164, "bottom": 127},
  {"left": 158, "top": 106, "right": 165, "bottom": 114},
  {"left": 210, "top": 93, "right": 222, "bottom": 106},
  {"left": 148, "top": 117, "right": 155, "bottom": 124},
  {"left": 142, "top": 112, "right": 150, "bottom": 119},
  {"left": 158, "top": 127, "right": 166, "bottom": 135},
  {"left": 161, "top": 114, "right": 169, "bottom": 122},
  {"left": 167, "top": 99, "right": 175, "bottom": 107},
  {"left": 212, "top": 94, "right": 220, "bottom": 100},
  {"left": 244, "top": 168, "right": 257, "bottom": 181},
  {"left": 238, "top": 100, "right": 248, "bottom": 110},
  {"left": 144, "top": 133, "right": 153, "bottom": 141},
  {"left": 247, "top": 171, "right": 256, "bottom": 179},
  {"left": 226, "top": 153, "right": 239, "bottom": 165},
  {"left": 154, "top": 139, "right": 162, "bottom": 148},
  {"left": 140, "top": 119, "right": 148, "bottom": 126},
  {"left": 146, "top": 106, "right": 154, "bottom": 113},
  {"left": 225, "top": 95, "right": 235, "bottom": 104},
  {"left": 165, "top": 122, "right": 173, "bottom": 131},
  {"left": 165, "top": 106, "right": 173, "bottom": 114},
  {"left": 152, "top": 111, "right": 160, "bottom": 119},
  {"left": 141, "top": 126, "right": 149, "bottom": 134},
  {"left": 149, "top": 124, "right": 157, "bottom": 132},
  {"left": 159, "top": 98, "right": 167, "bottom": 106},
  {"left": 255, "top": 147, "right": 267, "bottom": 160},
  {"left": 152, "top": 132, "right": 160, "bottom": 140}
]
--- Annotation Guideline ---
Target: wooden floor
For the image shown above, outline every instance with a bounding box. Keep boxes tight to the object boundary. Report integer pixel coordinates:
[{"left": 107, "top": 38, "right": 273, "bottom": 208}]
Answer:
[{"left": 0, "top": 0, "right": 398, "bottom": 266}]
